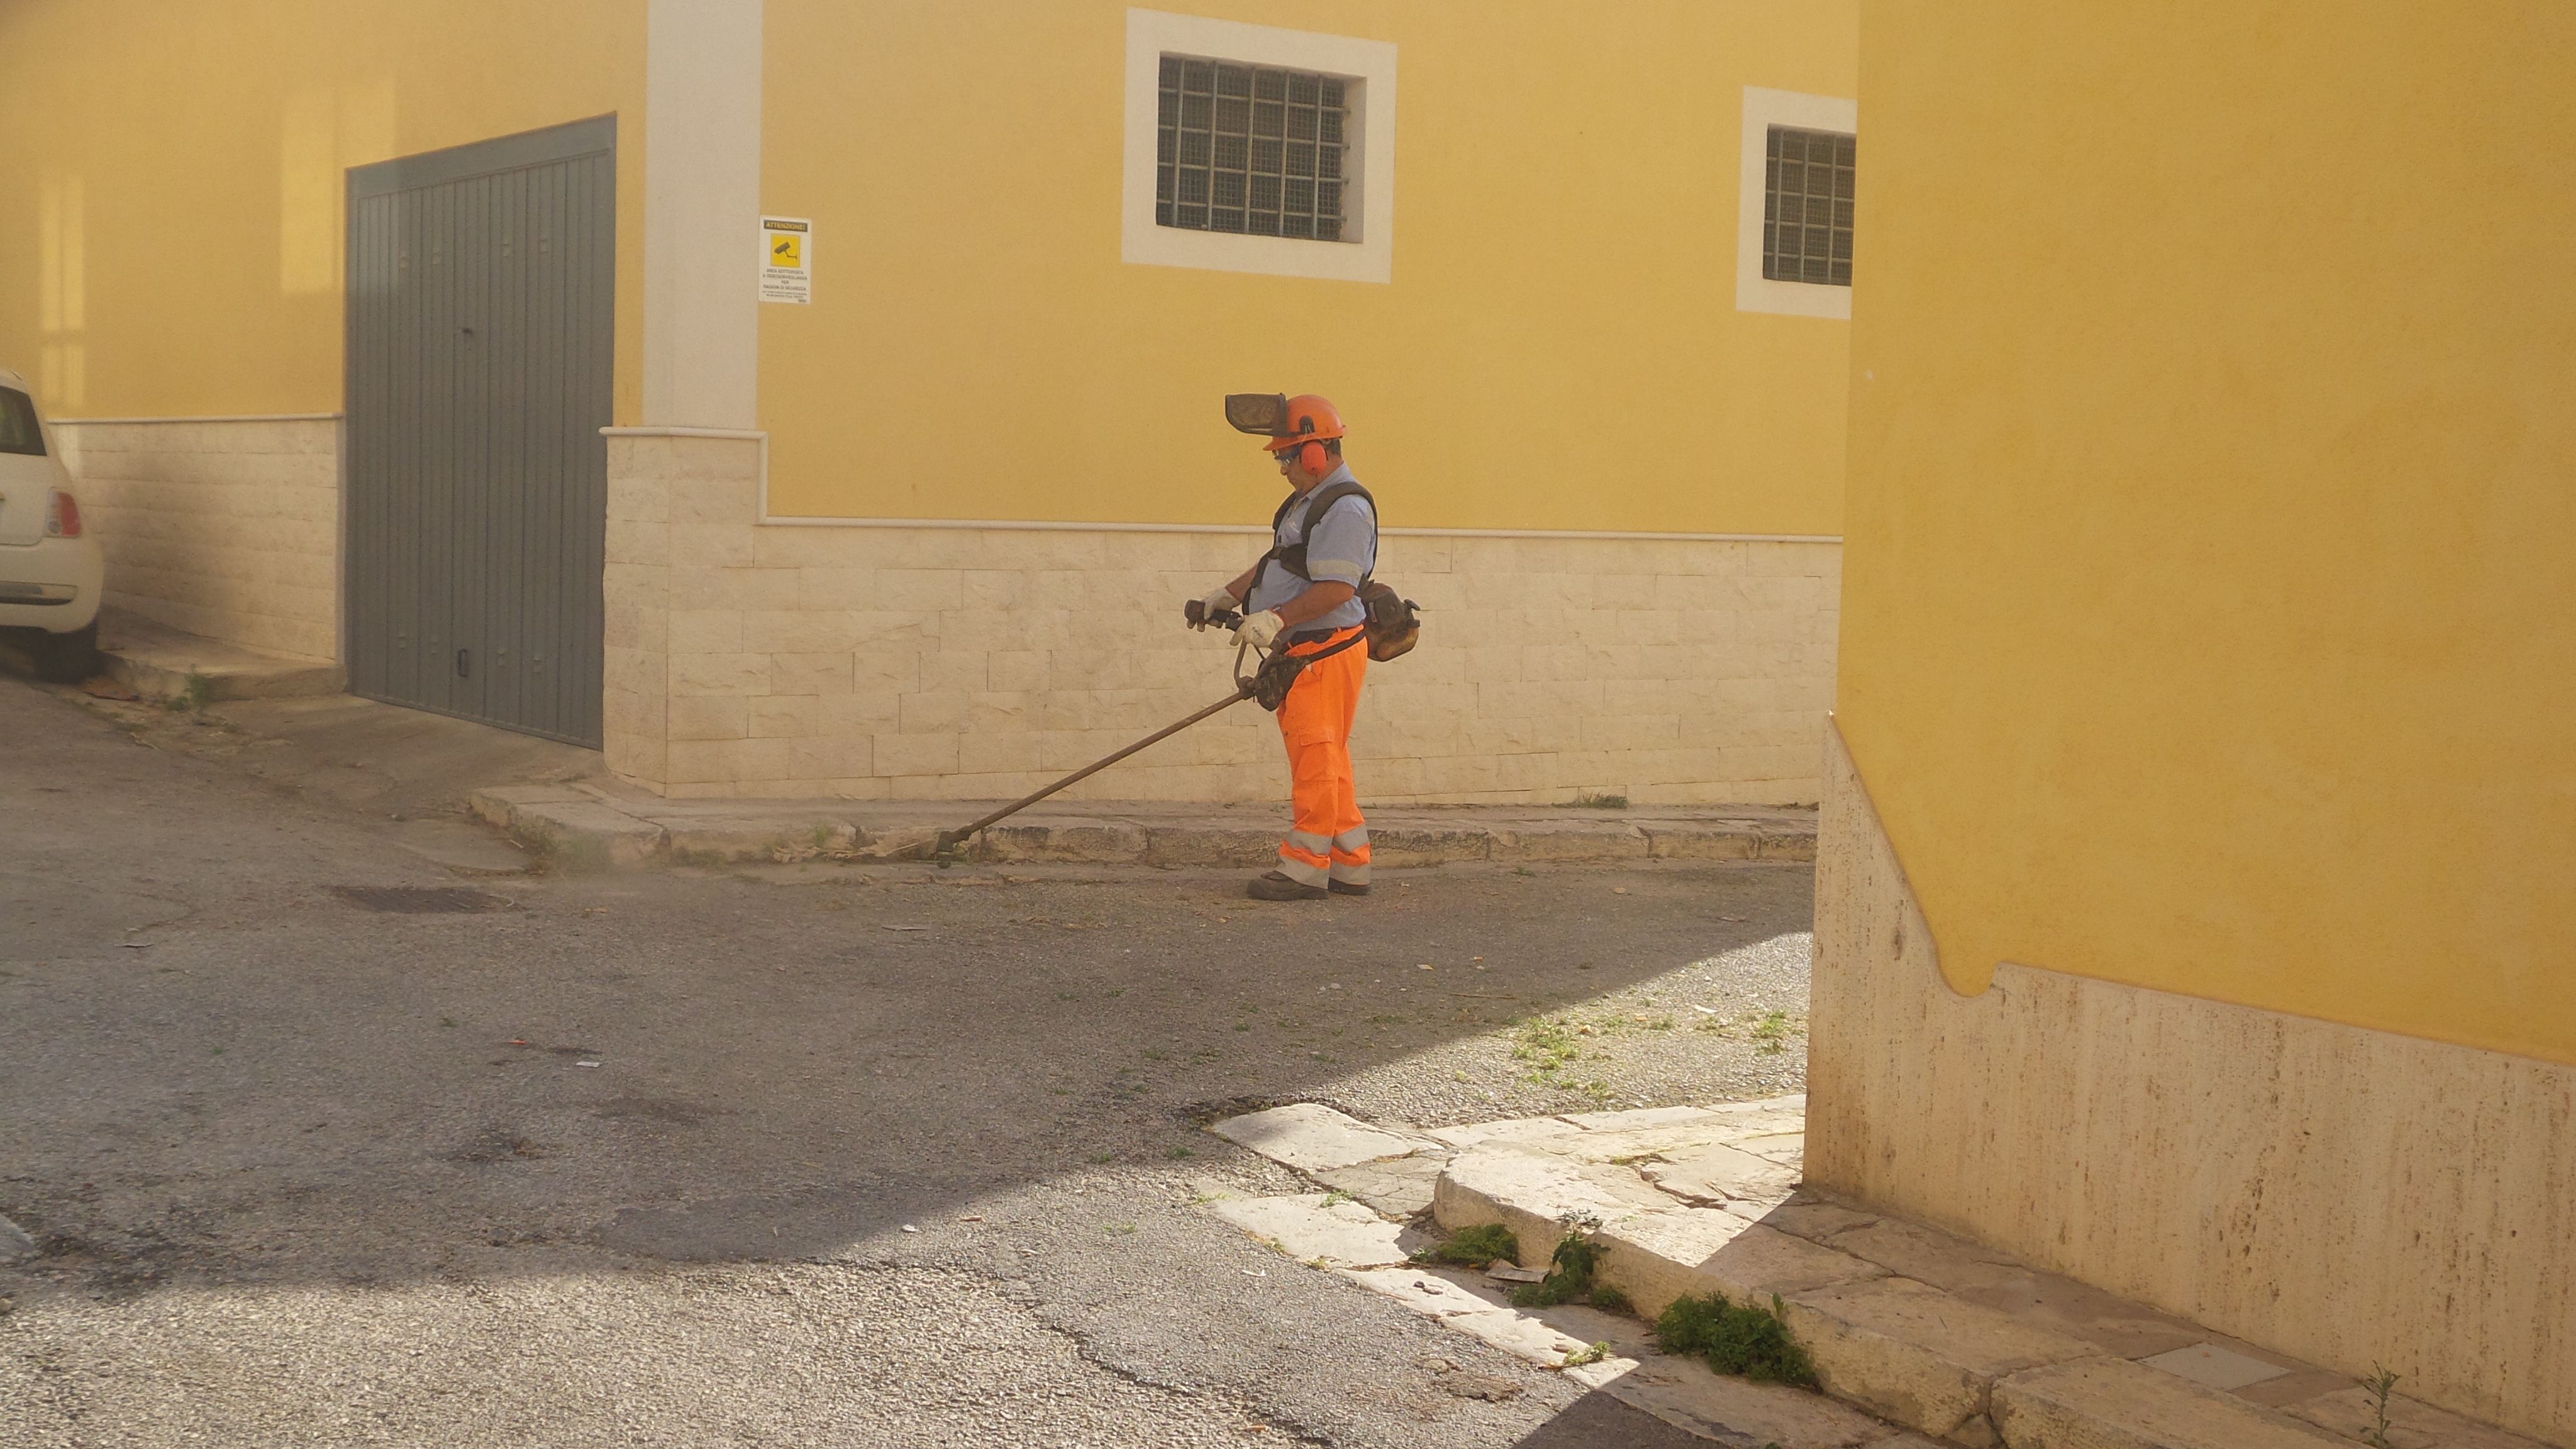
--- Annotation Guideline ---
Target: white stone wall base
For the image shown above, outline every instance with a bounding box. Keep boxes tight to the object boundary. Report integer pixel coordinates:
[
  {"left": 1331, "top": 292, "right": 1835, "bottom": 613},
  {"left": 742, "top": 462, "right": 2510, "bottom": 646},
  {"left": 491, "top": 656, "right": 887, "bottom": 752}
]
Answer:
[
  {"left": 52, "top": 418, "right": 341, "bottom": 663},
  {"left": 605, "top": 434, "right": 1840, "bottom": 803},
  {"left": 1807, "top": 719, "right": 2576, "bottom": 1444}
]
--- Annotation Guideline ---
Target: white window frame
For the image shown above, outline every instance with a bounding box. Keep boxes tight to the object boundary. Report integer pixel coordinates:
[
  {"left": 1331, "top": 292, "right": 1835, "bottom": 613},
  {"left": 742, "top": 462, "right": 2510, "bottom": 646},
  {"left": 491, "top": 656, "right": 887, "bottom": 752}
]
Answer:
[
  {"left": 1737, "top": 86, "right": 1858, "bottom": 319},
  {"left": 1122, "top": 8, "right": 1396, "bottom": 285}
]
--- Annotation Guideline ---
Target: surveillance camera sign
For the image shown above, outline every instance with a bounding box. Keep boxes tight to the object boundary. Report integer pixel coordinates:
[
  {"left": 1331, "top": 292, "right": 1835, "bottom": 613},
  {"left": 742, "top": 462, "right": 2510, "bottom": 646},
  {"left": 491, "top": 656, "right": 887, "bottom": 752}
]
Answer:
[{"left": 760, "top": 216, "right": 811, "bottom": 304}]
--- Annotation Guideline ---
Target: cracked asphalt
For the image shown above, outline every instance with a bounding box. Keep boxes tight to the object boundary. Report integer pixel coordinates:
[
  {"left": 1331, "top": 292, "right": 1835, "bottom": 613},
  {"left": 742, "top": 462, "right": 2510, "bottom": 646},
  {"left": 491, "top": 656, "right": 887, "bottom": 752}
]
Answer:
[{"left": 0, "top": 675, "right": 1813, "bottom": 1447}]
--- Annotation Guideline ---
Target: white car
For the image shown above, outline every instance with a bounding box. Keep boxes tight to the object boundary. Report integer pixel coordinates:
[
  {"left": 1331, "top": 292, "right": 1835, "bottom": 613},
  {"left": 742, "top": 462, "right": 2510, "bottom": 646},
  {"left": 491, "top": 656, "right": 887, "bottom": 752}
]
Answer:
[{"left": 0, "top": 369, "right": 104, "bottom": 681}]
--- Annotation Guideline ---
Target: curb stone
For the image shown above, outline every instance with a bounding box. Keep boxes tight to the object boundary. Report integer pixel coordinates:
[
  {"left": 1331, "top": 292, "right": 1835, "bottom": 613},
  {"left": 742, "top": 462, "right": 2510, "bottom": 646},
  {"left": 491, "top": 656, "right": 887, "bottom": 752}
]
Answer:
[{"left": 466, "top": 787, "right": 1816, "bottom": 872}]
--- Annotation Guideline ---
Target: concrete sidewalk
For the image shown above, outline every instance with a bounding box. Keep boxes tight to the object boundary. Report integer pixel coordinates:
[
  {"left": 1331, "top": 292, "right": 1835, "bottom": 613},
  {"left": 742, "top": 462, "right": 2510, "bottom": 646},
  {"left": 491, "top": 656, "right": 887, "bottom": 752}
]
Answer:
[
  {"left": 1201, "top": 1101, "right": 2547, "bottom": 1449},
  {"left": 468, "top": 784, "right": 1819, "bottom": 871}
]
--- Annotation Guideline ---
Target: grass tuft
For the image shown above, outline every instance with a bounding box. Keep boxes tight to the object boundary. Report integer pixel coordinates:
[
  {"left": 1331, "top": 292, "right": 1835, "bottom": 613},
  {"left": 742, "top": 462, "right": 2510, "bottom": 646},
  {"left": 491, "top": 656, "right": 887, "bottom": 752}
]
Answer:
[{"left": 1655, "top": 1291, "right": 1817, "bottom": 1386}]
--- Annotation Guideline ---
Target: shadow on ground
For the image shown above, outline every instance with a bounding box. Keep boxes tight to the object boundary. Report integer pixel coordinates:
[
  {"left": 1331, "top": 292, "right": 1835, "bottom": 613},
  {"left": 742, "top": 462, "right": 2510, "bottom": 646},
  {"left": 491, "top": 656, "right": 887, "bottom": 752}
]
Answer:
[{"left": 0, "top": 676, "right": 1813, "bottom": 1444}]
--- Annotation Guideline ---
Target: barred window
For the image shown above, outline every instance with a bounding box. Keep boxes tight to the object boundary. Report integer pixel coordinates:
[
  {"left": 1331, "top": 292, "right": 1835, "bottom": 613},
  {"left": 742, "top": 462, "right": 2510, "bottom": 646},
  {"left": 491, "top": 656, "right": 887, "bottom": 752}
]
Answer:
[
  {"left": 1157, "top": 54, "right": 1351, "bottom": 242},
  {"left": 1763, "top": 126, "right": 1855, "bottom": 286}
]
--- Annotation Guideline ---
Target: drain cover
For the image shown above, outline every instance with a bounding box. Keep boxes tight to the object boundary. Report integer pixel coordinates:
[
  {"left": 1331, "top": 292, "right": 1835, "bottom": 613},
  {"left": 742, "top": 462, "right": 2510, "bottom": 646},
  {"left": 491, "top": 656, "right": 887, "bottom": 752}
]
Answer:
[{"left": 331, "top": 886, "right": 515, "bottom": 914}]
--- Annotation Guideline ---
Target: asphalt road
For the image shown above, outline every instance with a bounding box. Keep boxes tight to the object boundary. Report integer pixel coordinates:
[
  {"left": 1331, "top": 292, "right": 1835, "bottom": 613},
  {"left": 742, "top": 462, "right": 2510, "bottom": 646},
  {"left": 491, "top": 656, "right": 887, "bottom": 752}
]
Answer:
[{"left": 0, "top": 676, "right": 1814, "bottom": 1448}]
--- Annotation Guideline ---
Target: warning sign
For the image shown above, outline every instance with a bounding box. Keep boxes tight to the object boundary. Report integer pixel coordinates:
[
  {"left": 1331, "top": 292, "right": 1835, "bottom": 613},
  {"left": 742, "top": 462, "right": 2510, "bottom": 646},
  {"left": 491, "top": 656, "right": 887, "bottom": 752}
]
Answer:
[{"left": 760, "top": 216, "right": 811, "bottom": 304}]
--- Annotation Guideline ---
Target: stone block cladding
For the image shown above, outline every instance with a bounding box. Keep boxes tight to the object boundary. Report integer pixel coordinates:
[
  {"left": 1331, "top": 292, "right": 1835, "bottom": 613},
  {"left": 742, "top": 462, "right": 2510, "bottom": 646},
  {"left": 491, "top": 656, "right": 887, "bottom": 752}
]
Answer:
[
  {"left": 1807, "top": 719, "right": 2576, "bottom": 1444},
  {"left": 52, "top": 418, "right": 341, "bottom": 662},
  {"left": 608, "top": 434, "right": 1841, "bottom": 804}
]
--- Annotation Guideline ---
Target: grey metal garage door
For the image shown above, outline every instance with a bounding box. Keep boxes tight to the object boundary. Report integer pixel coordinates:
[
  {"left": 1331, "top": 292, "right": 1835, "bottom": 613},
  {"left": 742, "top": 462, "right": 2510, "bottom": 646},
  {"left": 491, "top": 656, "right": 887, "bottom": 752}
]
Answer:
[{"left": 345, "top": 116, "right": 614, "bottom": 747}]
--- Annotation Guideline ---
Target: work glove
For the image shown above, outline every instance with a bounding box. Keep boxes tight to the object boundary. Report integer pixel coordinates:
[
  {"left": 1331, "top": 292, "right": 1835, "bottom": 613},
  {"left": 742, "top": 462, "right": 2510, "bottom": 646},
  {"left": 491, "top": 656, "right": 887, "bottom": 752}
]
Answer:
[
  {"left": 1186, "top": 585, "right": 1241, "bottom": 631},
  {"left": 1233, "top": 609, "right": 1285, "bottom": 651}
]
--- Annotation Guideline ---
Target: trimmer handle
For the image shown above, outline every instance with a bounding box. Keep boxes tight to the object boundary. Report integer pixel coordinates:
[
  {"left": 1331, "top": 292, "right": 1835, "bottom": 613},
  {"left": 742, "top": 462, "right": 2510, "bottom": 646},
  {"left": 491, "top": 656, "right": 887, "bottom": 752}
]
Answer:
[{"left": 1184, "top": 599, "right": 1246, "bottom": 632}]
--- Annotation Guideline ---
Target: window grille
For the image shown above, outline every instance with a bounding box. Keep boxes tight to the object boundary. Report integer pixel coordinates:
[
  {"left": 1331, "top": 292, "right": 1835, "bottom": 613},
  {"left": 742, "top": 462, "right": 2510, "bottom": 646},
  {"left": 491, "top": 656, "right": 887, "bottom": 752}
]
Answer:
[
  {"left": 1763, "top": 126, "right": 1854, "bottom": 286},
  {"left": 1157, "top": 55, "right": 1350, "bottom": 242}
]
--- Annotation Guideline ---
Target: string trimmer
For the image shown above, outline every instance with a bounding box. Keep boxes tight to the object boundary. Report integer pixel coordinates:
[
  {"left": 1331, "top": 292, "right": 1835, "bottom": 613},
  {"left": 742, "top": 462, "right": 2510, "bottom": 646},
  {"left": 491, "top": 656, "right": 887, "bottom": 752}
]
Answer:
[{"left": 928, "top": 604, "right": 1291, "bottom": 856}]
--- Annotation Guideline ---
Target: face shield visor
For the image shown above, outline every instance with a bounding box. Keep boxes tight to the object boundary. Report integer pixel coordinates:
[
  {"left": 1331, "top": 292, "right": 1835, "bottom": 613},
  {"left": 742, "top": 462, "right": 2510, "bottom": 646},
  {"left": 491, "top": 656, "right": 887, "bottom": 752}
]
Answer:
[{"left": 1223, "top": 393, "right": 1292, "bottom": 439}]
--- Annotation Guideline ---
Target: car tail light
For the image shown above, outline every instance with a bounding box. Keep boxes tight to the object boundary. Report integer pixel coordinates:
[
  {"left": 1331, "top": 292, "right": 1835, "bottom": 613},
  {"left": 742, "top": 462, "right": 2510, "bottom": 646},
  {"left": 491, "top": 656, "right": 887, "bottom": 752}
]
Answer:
[{"left": 47, "top": 489, "right": 83, "bottom": 538}]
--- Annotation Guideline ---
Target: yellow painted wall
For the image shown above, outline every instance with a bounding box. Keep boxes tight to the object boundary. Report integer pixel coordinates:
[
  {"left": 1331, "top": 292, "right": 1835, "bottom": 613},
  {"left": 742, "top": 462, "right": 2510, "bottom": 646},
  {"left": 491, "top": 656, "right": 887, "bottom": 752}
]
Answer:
[
  {"left": 1839, "top": 3, "right": 2576, "bottom": 1063},
  {"left": 758, "top": 0, "right": 1857, "bottom": 533},
  {"left": 0, "top": 0, "right": 647, "bottom": 423}
]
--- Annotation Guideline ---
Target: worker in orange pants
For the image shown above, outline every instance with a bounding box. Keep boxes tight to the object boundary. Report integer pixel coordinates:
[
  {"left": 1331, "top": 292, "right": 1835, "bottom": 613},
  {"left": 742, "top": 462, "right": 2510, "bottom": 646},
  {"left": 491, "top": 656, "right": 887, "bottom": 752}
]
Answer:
[
  {"left": 1272, "top": 628, "right": 1370, "bottom": 894},
  {"left": 1191, "top": 394, "right": 1379, "bottom": 901}
]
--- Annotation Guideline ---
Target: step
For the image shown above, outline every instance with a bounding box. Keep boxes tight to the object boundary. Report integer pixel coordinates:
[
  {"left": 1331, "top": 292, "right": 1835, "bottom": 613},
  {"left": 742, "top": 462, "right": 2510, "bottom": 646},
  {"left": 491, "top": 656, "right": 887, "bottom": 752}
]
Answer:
[{"left": 96, "top": 612, "right": 341, "bottom": 702}]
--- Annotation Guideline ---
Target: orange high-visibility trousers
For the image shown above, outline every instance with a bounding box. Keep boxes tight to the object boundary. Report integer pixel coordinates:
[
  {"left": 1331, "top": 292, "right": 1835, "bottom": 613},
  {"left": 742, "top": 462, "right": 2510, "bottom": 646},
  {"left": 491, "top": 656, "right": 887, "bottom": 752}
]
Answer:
[{"left": 1273, "top": 627, "right": 1370, "bottom": 889}]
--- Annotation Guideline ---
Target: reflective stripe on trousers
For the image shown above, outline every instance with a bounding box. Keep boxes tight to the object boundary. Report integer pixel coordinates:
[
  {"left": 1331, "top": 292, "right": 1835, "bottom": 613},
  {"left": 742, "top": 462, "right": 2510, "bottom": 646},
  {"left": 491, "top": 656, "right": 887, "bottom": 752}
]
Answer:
[{"left": 1274, "top": 628, "right": 1368, "bottom": 886}]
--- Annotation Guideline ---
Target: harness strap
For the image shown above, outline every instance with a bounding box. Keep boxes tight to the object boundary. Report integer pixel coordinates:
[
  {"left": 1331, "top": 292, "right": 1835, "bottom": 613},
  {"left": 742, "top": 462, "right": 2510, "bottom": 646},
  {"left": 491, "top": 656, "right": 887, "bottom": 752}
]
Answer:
[{"left": 1258, "top": 479, "right": 1377, "bottom": 586}]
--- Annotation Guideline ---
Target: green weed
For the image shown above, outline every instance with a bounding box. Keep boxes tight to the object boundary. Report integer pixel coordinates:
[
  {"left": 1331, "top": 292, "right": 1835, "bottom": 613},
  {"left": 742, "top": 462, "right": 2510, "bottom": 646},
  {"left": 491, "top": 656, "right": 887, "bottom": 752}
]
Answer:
[
  {"left": 2360, "top": 1365, "right": 2401, "bottom": 1448},
  {"left": 1513, "top": 1016, "right": 1584, "bottom": 1084},
  {"left": 1561, "top": 1341, "right": 1612, "bottom": 1367},
  {"left": 1410, "top": 1221, "right": 1519, "bottom": 1267},
  {"left": 1511, "top": 1231, "right": 1602, "bottom": 1309},
  {"left": 1567, "top": 793, "right": 1629, "bottom": 809},
  {"left": 1655, "top": 1291, "right": 1817, "bottom": 1386},
  {"left": 1753, "top": 1010, "right": 1796, "bottom": 1055},
  {"left": 1589, "top": 1284, "right": 1635, "bottom": 1316}
]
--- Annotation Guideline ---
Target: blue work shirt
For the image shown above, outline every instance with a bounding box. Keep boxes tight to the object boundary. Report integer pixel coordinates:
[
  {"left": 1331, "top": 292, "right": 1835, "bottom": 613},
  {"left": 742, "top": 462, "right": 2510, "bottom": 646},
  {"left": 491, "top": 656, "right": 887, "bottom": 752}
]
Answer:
[{"left": 1248, "top": 462, "right": 1377, "bottom": 632}]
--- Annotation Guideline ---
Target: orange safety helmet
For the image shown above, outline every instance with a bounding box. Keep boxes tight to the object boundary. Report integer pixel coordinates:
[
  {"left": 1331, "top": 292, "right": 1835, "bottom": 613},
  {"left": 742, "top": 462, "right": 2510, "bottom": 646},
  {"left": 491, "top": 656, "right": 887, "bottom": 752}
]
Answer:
[{"left": 1263, "top": 394, "right": 1345, "bottom": 475}]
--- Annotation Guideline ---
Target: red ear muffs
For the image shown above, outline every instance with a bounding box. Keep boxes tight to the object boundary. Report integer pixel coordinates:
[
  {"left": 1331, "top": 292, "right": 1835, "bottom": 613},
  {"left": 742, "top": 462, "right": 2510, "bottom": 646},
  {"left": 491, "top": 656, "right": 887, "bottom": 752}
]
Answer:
[{"left": 1299, "top": 441, "right": 1328, "bottom": 475}]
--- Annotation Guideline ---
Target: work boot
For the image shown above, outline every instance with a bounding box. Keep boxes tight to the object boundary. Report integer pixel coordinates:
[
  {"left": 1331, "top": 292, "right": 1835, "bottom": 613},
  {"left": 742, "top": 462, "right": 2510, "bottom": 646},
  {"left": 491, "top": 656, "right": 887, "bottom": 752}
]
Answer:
[
  {"left": 1329, "top": 880, "right": 1370, "bottom": 897},
  {"left": 1246, "top": 870, "right": 1328, "bottom": 901}
]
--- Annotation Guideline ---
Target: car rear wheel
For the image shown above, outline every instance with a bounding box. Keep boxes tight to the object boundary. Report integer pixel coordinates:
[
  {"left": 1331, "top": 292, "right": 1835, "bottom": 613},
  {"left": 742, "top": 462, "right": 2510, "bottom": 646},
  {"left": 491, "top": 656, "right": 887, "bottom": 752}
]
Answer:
[{"left": 33, "top": 618, "right": 98, "bottom": 683}]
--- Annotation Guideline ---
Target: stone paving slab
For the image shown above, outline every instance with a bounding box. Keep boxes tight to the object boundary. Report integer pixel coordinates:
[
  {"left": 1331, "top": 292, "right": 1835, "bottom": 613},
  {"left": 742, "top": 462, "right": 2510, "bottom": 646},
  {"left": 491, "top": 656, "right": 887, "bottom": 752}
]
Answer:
[
  {"left": 2289, "top": 1386, "right": 2555, "bottom": 1449},
  {"left": 1312, "top": 1154, "right": 1445, "bottom": 1219},
  {"left": 1782, "top": 1277, "right": 2106, "bottom": 1442},
  {"left": 1435, "top": 1146, "right": 1680, "bottom": 1270},
  {"left": 1641, "top": 1140, "right": 1802, "bottom": 1209},
  {"left": 1425, "top": 1115, "right": 1589, "bottom": 1151},
  {"left": 471, "top": 787, "right": 667, "bottom": 869},
  {"left": 1599, "top": 1357, "right": 1934, "bottom": 1449},
  {"left": 1208, "top": 1194, "right": 1414, "bottom": 1269},
  {"left": 1990, "top": 1358, "right": 2353, "bottom": 1449},
  {"left": 1207, "top": 1102, "right": 1430, "bottom": 1173},
  {"left": 1336, "top": 1267, "right": 1606, "bottom": 1371},
  {"left": 467, "top": 787, "right": 1818, "bottom": 870}
]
